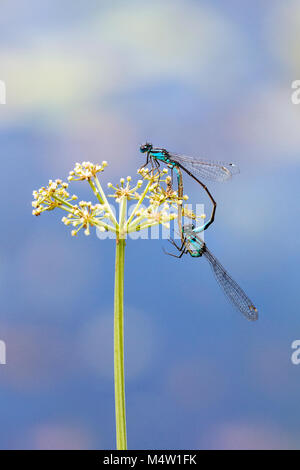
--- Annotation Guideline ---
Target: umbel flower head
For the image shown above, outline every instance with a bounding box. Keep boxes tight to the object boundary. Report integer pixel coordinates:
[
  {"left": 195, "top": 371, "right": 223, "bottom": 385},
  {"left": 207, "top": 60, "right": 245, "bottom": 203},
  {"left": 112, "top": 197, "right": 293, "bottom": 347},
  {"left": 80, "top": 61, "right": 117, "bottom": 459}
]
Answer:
[
  {"left": 32, "top": 179, "right": 77, "bottom": 216},
  {"left": 32, "top": 161, "right": 197, "bottom": 239}
]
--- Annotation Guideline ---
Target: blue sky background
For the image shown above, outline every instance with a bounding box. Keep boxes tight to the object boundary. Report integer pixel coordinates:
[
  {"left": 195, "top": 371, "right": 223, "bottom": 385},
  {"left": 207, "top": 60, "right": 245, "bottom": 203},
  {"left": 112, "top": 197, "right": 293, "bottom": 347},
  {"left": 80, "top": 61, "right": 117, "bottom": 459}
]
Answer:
[{"left": 0, "top": 0, "right": 300, "bottom": 449}]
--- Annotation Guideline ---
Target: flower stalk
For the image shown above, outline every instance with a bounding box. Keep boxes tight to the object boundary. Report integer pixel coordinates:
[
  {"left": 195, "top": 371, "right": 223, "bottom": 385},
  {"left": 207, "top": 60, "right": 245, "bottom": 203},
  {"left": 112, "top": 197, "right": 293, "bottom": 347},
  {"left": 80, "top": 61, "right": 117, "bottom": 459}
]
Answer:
[{"left": 114, "top": 237, "right": 127, "bottom": 449}]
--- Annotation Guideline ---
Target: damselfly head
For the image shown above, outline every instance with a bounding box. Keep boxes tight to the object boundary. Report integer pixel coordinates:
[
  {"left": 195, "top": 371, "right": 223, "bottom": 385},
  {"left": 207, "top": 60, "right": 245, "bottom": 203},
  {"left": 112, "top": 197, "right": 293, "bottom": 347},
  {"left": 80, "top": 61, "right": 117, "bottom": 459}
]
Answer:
[{"left": 140, "top": 142, "right": 152, "bottom": 153}]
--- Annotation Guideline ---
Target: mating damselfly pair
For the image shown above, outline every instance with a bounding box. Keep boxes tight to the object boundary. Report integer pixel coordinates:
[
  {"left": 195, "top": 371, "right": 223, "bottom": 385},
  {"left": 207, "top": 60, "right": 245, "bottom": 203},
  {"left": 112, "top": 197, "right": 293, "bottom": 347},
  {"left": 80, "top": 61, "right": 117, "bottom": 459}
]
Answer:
[{"left": 140, "top": 143, "right": 258, "bottom": 321}]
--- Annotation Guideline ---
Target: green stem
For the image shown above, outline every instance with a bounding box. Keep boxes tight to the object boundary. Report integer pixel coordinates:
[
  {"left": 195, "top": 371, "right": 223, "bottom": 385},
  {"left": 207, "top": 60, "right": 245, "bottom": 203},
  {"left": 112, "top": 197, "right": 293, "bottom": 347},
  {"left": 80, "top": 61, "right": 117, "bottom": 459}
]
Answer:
[
  {"left": 126, "top": 180, "right": 151, "bottom": 227},
  {"left": 88, "top": 179, "right": 104, "bottom": 204},
  {"left": 94, "top": 176, "right": 118, "bottom": 227},
  {"left": 114, "top": 237, "right": 127, "bottom": 450},
  {"left": 52, "top": 194, "right": 75, "bottom": 209}
]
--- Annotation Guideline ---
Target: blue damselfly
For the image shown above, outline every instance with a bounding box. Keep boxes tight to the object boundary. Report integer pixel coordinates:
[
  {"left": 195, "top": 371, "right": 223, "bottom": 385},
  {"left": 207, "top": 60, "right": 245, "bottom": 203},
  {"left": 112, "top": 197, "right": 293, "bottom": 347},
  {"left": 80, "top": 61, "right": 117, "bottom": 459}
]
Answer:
[
  {"left": 140, "top": 143, "right": 239, "bottom": 233},
  {"left": 165, "top": 223, "right": 258, "bottom": 321}
]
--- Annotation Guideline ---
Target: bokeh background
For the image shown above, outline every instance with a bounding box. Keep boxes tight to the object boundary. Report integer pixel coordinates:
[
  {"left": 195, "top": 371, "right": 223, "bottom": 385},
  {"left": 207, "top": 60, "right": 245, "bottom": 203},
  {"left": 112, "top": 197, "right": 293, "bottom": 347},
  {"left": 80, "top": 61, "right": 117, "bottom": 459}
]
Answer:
[{"left": 0, "top": 0, "right": 300, "bottom": 450}]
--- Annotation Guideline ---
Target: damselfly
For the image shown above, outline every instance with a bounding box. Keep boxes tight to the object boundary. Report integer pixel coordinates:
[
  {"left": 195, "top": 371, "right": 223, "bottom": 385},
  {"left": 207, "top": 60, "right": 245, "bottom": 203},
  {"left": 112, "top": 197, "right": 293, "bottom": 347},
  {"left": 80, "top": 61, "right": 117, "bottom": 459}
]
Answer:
[
  {"left": 140, "top": 142, "right": 239, "bottom": 232},
  {"left": 165, "top": 223, "right": 258, "bottom": 321}
]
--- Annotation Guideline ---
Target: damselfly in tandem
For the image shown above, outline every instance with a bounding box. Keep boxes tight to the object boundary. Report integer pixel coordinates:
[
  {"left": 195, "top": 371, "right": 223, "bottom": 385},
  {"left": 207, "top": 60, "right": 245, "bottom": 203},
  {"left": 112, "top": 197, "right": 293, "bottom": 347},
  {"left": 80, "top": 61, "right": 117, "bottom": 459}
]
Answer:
[
  {"left": 165, "top": 223, "right": 258, "bottom": 321},
  {"left": 140, "top": 142, "right": 240, "bottom": 233}
]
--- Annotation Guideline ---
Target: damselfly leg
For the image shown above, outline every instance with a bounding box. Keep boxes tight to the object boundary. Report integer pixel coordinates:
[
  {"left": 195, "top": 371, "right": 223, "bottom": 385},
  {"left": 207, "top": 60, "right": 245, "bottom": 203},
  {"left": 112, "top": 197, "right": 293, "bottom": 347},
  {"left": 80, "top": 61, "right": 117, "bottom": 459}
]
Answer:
[{"left": 163, "top": 237, "right": 188, "bottom": 258}]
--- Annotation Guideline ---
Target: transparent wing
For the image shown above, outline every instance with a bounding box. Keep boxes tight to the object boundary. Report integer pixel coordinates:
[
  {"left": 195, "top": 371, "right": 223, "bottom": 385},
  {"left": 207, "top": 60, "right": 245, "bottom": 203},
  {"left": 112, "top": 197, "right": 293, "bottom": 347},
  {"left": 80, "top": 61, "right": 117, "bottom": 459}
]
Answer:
[
  {"left": 169, "top": 153, "right": 239, "bottom": 182},
  {"left": 202, "top": 245, "right": 258, "bottom": 321}
]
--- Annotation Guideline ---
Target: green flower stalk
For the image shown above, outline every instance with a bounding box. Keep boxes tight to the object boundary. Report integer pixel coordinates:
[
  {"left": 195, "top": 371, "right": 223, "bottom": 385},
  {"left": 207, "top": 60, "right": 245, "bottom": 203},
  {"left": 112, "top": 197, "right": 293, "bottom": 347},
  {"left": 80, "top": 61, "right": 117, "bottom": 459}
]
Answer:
[{"left": 32, "top": 161, "right": 194, "bottom": 450}]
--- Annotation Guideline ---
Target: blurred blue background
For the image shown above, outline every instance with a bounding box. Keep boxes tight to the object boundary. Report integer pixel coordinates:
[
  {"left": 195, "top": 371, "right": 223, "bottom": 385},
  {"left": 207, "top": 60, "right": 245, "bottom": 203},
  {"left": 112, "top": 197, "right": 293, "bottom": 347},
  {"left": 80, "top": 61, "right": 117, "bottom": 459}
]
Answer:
[{"left": 0, "top": 0, "right": 300, "bottom": 450}]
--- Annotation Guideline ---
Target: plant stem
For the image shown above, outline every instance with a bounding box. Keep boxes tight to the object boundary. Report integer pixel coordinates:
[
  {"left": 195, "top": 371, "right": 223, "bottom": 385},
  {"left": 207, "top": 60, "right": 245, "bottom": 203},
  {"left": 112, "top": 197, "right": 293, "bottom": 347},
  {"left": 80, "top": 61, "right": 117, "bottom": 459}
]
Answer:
[
  {"left": 114, "top": 236, "right": 127, "bottom": 450},
  {"left": 94, "top": 176, "right": 118, "bottom": 227}
]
